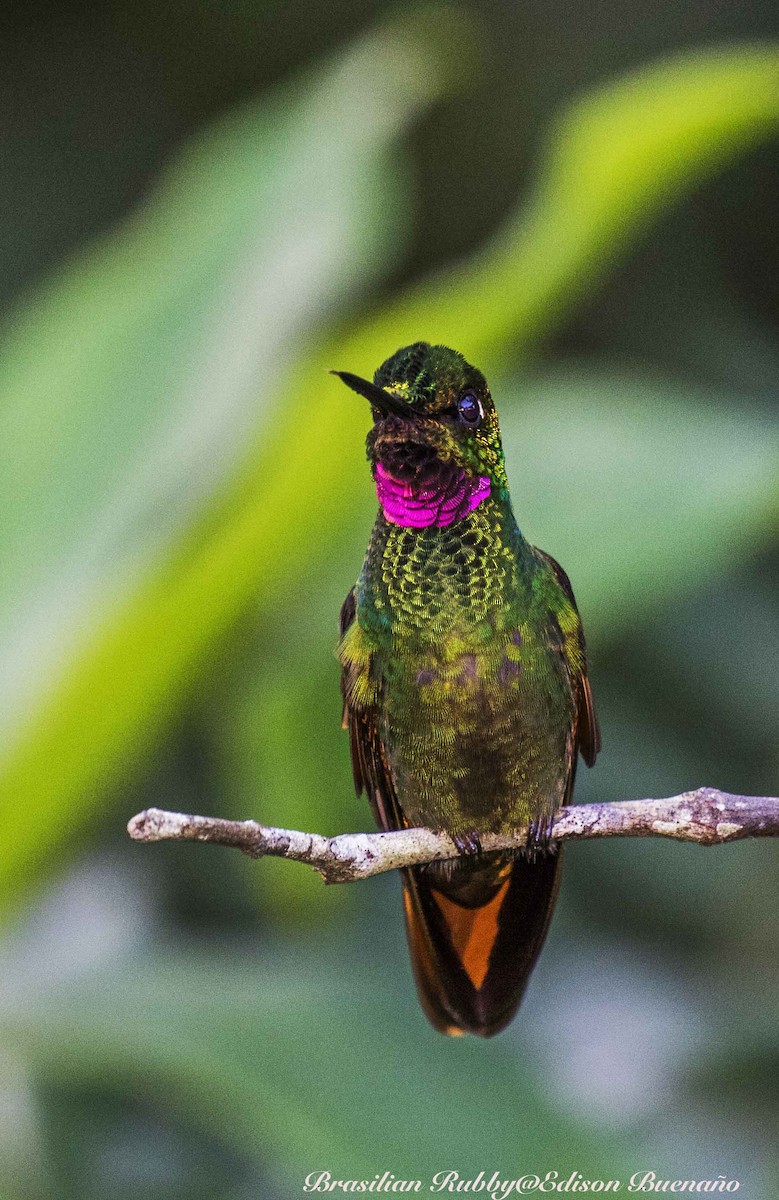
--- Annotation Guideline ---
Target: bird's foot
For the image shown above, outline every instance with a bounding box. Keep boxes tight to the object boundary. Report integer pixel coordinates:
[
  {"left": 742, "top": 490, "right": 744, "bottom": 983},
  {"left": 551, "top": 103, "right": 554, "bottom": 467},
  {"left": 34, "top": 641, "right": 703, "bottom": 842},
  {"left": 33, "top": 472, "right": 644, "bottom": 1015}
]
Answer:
[
  {"left": 527, "top": 810, "right": 556, "bottom": 845},
  {"left": 452, "top": 830, "right": 483, "bottom": 857},
  {"left": 514, "top": 812, "right": 558, "bottom": 862}
]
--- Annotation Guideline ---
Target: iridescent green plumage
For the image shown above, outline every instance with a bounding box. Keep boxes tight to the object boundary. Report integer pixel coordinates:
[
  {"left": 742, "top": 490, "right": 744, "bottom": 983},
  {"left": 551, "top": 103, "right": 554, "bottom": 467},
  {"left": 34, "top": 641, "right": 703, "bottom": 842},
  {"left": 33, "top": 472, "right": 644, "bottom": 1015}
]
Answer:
[{"left": 336, "top": 343, "right": 599, "bottom": 1036}]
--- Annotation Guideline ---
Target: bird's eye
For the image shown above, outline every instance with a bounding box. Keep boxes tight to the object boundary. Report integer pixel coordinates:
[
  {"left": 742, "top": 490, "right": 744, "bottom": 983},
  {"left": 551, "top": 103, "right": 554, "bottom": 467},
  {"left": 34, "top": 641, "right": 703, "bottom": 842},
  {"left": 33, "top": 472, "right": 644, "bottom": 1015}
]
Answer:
[{"left": 457, "top": 391, "right": 483, "bottom": 426}]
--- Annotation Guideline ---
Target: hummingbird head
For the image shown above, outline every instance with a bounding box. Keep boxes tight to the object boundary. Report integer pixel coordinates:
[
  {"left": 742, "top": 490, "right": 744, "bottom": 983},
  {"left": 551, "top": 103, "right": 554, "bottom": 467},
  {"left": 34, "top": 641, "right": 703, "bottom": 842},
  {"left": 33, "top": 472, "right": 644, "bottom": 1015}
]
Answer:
[{"left": 332, "top": 343, "right": 508, "bottom": 528}]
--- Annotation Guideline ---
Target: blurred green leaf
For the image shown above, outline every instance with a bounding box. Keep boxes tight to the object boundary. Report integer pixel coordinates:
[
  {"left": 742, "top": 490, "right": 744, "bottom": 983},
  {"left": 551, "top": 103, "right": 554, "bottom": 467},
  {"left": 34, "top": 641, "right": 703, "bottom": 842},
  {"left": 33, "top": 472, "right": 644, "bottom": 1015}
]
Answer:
[
  {"left": 2, "top": 41, "right": 779, "bottom": 908},
  {"left": 0, "top": 947, "right": 629, "bottom": 1193},
  {"left": 500, "top": 369, "right": 779, "bottom": 620},
  {"left": 349, "top": 42, "right": 779, "bottom": 365},
  {"left": 0, "top": 15, "right": 460, "bottom": 903},
  {"left": 0, "top": 29, "right": 429, "bottom": 728}
]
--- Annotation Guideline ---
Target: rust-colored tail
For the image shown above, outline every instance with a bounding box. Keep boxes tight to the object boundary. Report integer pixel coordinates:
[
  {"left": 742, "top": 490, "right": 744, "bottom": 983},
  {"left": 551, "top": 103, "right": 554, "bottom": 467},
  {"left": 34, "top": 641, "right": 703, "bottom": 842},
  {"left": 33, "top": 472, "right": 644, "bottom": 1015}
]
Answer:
[{"left": 401, "top": 849, "right": 562, "bottom": 1037}]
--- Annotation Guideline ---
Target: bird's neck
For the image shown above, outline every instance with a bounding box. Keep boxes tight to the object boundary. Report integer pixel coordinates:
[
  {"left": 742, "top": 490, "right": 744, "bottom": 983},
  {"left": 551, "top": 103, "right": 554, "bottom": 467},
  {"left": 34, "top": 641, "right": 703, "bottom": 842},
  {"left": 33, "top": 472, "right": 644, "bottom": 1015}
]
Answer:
[{"left": 362, "top": 485, "right": 528, "bottom": 634}]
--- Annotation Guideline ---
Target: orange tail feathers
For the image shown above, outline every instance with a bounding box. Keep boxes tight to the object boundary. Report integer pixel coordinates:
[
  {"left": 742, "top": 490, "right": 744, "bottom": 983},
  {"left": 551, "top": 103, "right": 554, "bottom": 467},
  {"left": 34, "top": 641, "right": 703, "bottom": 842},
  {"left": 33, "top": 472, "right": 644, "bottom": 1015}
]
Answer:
[{"left": 401, "top": 850, "right": 563, "bottom": 1037}]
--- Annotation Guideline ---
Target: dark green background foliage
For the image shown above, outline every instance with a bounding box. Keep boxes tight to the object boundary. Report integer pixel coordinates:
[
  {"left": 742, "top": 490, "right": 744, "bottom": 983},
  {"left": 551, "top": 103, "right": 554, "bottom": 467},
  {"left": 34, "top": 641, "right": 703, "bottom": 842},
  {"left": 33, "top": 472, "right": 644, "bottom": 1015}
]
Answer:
[{"left": 1, "top": 2, "right": 778, "bottom": 1197}]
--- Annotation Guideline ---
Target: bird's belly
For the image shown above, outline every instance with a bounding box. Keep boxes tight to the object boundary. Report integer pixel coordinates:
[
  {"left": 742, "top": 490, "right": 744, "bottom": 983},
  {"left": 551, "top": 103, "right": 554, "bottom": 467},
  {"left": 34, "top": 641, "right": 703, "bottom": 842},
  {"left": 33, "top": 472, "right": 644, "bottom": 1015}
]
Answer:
[{"left": 379, "top": 635, "right": 574, "bottom": 836}]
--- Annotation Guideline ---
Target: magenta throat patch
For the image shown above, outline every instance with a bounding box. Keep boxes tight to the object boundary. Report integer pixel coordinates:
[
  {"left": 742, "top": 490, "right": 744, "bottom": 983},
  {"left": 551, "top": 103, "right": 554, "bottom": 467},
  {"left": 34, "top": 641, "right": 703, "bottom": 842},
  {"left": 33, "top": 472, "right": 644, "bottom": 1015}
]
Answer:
[{"left": 375, "top": 462, "right": 491, "bottom": 528}]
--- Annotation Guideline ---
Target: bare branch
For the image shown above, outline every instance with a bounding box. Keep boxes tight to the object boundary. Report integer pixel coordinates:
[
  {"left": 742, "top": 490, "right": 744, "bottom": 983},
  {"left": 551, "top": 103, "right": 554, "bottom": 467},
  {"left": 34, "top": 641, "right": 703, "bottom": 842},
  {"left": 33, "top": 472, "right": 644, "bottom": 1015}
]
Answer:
[{"left": 127, "top": 789, "right": 779, "bottom": 884}]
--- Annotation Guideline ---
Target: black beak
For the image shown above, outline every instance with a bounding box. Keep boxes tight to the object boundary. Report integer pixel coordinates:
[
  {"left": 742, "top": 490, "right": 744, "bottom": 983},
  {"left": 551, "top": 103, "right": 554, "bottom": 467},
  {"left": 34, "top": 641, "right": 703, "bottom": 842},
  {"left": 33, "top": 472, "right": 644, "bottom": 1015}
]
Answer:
[{"left": 330, "top": 370, "right": 414, "bottom": 418}]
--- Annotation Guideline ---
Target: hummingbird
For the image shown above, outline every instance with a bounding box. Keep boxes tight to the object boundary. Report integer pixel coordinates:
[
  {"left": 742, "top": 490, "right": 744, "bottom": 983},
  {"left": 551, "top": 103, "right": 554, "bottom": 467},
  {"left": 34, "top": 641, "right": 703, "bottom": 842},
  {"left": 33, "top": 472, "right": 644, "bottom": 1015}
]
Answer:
[{"left": 334, "top": 343, "right": 599, "bottom": 1037}]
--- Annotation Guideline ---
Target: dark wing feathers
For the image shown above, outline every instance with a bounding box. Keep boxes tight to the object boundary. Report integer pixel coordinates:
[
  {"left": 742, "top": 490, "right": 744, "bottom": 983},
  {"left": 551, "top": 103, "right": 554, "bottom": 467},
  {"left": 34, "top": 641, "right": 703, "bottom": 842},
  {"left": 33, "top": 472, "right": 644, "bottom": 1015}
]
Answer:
[
  {"left": 577, "top": 674, "right": 600, "bottom": 768},
  {"left": 535, "top": 550, "right": 601, "bottom": 769},
  {"left": 339, "top": 588, "right": 404, "bottom": 833}
]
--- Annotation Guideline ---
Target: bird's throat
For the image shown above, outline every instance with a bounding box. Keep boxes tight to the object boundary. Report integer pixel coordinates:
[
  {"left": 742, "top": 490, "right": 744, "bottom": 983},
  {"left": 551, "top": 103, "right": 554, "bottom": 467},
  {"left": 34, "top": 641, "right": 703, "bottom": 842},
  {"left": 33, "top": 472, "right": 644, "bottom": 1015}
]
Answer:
[{"left": 374, "top": 461, "right": 491, "bottom": 529}]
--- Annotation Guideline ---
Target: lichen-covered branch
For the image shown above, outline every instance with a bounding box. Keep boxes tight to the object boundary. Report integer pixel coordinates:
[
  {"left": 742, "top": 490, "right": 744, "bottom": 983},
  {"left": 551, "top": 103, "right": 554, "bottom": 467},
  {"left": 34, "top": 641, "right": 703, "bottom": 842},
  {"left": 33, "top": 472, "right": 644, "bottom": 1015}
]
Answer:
[{"left": 127, "top": 789, "right": 779, "bottom": 884}]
